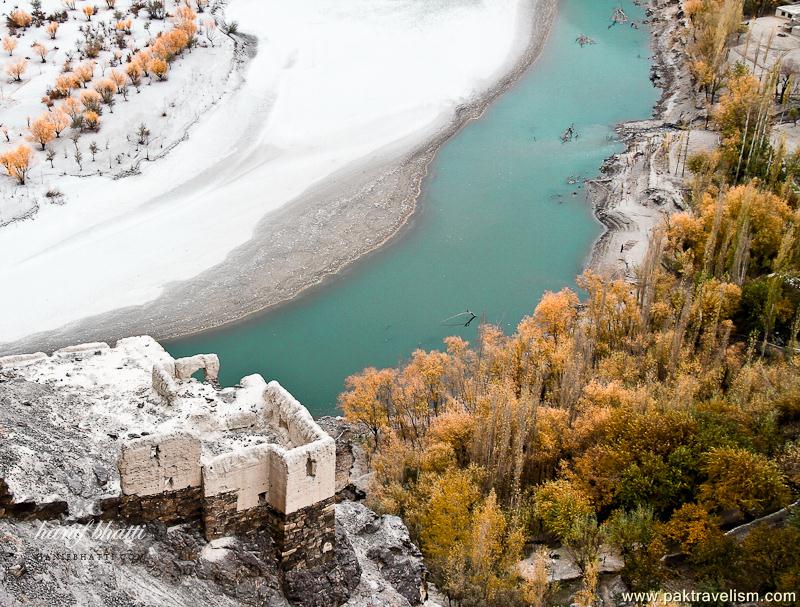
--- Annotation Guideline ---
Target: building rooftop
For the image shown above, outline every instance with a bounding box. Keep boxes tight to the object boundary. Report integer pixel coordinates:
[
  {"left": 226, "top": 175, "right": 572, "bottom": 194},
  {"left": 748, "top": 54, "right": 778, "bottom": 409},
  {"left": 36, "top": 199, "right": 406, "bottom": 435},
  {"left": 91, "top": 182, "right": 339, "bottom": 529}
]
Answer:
[{"left": 777, "top": 4, "right": 800, "bottom": 17}]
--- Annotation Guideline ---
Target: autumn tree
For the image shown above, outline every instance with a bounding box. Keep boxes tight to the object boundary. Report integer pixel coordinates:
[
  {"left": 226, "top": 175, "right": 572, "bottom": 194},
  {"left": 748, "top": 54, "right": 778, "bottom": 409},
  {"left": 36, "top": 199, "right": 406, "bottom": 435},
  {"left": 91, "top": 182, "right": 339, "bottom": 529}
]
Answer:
[
  {"left": 126, "top": 61, "right": 143, "bottom": 89},
  {"left": 605, "top": 506, "right": 665, "bottom": 591},
  {"left": 688, "top": 0, "right": 743, "bottom": 103},
  {"left": 412, "top": 467, "right": 482, "bottom": 576},
  {"left": 465, "top": 491, "right": 528, "bottom": 604},
  {"left": 713, "top": 70, "right": 775, "bottom": 183},
  {"left": 108, "top": 69, "right": 126, "bottom": 93},
  {"left": 48, "top": 109, "right": 70, "bottom": 138},
  {"left": 533, "top": 479, "right": 593, "bottom": 543},
  {"left": 572, "top": 557, "right": 599, "bottom": 607},
  {"left": 52, "top": 73, "right": 78, "bottom": 97},
  {"left": 80, "top": 89, "right": 103, "bottom": 113},
  {"left": 8, "top": 10, "right": 33, "bottom": 28},
  {"left": 83, "top": 110, "right": 100, "bottom": 131},
  {"left": 29, "top": 115, "right": 56, "bottom": 149},
  {"left": 533, "top": 288, "right": 580, "bottom": 344},
  {"left": 62, "top": 96, "right": 84, "bottom": 128},
  {"left": 2, "top": 36, "right": 17, "bottom": 56},
  {"left": 5, "top": 58, "right": 27, "bottom": 82},
  {"left": 0, "top": 145, "right": 33, "bottom": 184},
  {"left": 148, "top": 57, "right": 168, "bottom": 80},
  {"left": 699, "top": 447, "right": 791, "bottom": 517},
  {"left": 94, "top": 79, "right": 116, "bottom": 110},
  {"left": 339, "top": 367, "right": 394, "bottom": 451},
  {"left": 73, "top": 61, "right": 95, "bottom": 88},
  {"left": 32, "top": 42, "right": 47, "bottom": 63},
  {"left": 46, "top": 21, "right": 59, "bottom": 39}
]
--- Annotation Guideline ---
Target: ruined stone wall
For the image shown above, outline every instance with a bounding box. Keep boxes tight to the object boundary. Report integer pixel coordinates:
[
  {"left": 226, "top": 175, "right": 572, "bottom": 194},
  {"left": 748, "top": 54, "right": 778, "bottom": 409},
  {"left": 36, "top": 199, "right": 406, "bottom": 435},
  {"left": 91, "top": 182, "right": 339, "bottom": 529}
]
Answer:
[
  {"left": 263, "top": 382, "right": 326, "bottom": 447},
  {"left": 0, "top": 478, "right": 68, "bottom": 521},
  {"left": 2, "top": 335, "right": 339, "bottom": 570},
  {"left": 202, "top": 491, "right": 275, "bottom": 540},
  {"left": 203, "top": 444, "right": 272, "bottom": 510},
  {"left": 112, "top": 432, "right": 204, "bottom": 525},
  {"left": 268, "top": 441, "right": 337, "bottom": 516},
  {"left": 262, "top": 382, "right": 337, "bottom": 516},
  {"left": 202, "top": 444, "right": 273, "bottom": 539},
  {"left": 118, "top": 433, "right": 202, "bottom": 497},
  {"left": 174, "top": 354, "right": 220, "bottom": 382},
  {"left": 199, "top": 383, "right": 337, "bottom": 567},
  {"left": 100, "top": 486, "right": 203, "bottom": 525},
  {"left": 152, "top": 362, "right": 178, "bottom": 403},
  {"left": 267, "top": 496, "right": 336, "bottom": 571}
]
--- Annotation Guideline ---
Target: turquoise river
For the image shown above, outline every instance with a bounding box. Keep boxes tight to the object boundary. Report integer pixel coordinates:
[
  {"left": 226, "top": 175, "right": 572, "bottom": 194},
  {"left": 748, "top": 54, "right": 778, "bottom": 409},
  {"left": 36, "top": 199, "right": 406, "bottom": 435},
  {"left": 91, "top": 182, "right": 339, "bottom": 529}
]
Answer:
[{"left": 167, "top": 0, "right": 659, "bottom": 416}]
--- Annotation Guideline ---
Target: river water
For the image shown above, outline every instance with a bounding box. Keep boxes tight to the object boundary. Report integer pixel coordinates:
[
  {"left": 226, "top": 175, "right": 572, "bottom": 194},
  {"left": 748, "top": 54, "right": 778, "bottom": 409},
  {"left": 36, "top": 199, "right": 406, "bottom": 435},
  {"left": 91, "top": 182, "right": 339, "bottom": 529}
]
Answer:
[{"left": 167, "top": 0, "right": 658, "bottom": 416}]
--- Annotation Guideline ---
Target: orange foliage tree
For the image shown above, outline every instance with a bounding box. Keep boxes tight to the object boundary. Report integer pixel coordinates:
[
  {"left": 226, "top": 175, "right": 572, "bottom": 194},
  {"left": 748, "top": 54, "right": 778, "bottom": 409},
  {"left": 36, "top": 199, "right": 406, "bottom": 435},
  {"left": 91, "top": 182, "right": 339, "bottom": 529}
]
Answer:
[
  {"left": 0, "top": 145, "right": 33, "bottom": 184},
  {"left": 29, "top": 115, "right": 56, "bottom": 149},
  {"left": 5, "top": 58, "right": 27, "bottom": 81},
  {"left": 2, "top": 36, "right": 17, "bottom": 56}
]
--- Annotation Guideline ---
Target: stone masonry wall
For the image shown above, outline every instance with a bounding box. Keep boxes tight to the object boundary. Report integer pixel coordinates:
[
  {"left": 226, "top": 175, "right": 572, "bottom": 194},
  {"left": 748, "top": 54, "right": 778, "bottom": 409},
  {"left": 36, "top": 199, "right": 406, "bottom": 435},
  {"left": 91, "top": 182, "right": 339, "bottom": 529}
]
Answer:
[
  {"left": 203, "top": 490, "right": 272, "bottom": 540},
  {"left": 99, "top": 486, "right": 203, "bottom": 525},
  {"left": 0, "top": 478, "right": 68, "bottom": 521},
  {"left": 267, "top": 496, "right": 336, "bottom": 571}
]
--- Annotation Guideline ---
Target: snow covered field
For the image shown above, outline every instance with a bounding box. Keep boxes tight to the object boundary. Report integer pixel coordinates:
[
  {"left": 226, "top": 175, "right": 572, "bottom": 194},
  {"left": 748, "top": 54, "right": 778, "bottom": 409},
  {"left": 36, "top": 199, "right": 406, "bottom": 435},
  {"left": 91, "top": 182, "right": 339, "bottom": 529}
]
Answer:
[{"left": 0, "top": 0, "right": 543, "bottom": 346}]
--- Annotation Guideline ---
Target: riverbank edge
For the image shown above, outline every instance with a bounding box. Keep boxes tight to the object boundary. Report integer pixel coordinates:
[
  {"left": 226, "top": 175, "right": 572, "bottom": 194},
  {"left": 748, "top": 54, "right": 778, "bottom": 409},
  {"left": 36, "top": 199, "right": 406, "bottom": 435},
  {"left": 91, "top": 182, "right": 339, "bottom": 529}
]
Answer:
[
  {"left": 1, "top": 0, "right": 559, "bottom": 355},
  {"left": 586, "top": 0, "right": 698, "bottom": 279}
]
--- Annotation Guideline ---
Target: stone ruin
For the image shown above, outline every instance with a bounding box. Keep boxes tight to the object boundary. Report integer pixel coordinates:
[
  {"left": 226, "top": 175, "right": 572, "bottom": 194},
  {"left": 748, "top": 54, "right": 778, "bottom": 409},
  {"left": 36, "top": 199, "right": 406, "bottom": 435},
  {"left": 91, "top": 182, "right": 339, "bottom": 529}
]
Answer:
[{"left": 0, "top": 336, "right": 336, "bottom": 571}]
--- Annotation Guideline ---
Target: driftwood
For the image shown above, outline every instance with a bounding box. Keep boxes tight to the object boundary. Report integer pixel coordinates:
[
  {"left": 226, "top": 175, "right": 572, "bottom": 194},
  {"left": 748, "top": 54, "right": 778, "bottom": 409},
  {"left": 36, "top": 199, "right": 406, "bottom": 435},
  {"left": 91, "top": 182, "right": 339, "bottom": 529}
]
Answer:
[
  {"left": 609, "top": 7, "right": 629, "bottom": 28},
  {"left": 561, "top": 124, "right": 577, "bottom": 143}
]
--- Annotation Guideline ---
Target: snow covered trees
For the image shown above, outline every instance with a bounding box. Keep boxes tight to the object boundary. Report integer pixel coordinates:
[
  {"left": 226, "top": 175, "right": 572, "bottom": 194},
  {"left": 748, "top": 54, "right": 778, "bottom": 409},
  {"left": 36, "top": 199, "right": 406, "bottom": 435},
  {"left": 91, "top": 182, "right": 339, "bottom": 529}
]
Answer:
[
  {"left": 0, "top": 145, "right": 33, "bottom": 184},
  {"left": 0, "top": 0, "right": 220, "bottom": 184}
]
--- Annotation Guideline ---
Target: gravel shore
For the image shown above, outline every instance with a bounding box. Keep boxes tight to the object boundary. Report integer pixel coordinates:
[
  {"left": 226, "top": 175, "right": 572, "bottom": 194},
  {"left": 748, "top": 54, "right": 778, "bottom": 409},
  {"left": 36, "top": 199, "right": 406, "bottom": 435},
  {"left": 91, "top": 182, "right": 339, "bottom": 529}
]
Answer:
[{"left": 587, "top": 0, "right": 700, "bottom": 279}]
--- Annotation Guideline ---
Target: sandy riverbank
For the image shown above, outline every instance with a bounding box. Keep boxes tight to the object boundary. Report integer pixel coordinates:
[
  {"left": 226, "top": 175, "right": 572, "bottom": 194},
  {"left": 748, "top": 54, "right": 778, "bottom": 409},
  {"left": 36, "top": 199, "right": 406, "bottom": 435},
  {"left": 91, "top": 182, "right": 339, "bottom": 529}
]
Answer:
[
  {"left": 587, "top": 0, "right": 700, "bottom": 278},
  {"left": 1, "top": 0, "right": 558, "bottom": 354}
]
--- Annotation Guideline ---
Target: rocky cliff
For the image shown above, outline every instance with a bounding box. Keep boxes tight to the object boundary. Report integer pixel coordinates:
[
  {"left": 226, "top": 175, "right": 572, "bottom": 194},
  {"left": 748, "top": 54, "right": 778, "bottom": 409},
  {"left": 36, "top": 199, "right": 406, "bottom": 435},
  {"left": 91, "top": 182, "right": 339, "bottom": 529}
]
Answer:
[{"left": 0, "top": 501, "right": 436, "bottom": 607}]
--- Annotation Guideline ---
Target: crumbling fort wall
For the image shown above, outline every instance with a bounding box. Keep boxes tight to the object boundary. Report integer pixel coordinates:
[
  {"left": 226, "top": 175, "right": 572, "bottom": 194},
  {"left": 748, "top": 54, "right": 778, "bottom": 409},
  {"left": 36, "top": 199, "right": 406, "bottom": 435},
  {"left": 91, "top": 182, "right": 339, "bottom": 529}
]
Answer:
[{"left": 0, "top": 338, "right": 338, "bottom": 571}]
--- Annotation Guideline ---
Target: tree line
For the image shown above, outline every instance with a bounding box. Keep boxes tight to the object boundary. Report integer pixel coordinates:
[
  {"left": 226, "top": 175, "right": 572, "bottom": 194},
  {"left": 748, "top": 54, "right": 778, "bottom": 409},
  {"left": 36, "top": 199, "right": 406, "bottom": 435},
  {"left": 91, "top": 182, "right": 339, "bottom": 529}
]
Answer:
[{"left": 340, "top": 1, "right": 800, "bottom": 605}]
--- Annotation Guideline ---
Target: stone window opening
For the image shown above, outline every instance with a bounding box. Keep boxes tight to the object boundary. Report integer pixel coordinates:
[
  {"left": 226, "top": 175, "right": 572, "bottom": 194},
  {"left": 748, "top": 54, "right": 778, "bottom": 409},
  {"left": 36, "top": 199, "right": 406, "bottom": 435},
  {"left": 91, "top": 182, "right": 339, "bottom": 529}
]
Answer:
[
  {"left": 150, "top": 445, "right": 160, "bottom": 461},
  {"left": 258, "top": 491, "right": 267, "bottom": 504},
  {"left": 306, "top": 456, "right": 317, "bottom": 477}
]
